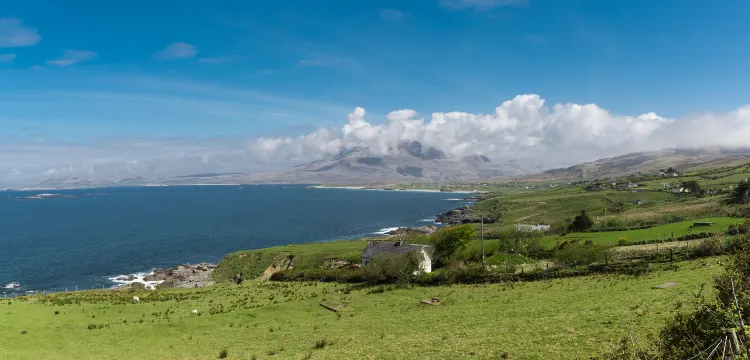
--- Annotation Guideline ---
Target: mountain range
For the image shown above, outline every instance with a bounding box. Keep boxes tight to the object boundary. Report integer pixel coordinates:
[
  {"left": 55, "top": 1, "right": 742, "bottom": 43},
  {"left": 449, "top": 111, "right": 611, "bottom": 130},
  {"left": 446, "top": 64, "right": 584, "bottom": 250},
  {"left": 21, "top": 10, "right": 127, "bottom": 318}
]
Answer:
[{"left": 33, "top": 143, "right": 750, "bottom": 189}]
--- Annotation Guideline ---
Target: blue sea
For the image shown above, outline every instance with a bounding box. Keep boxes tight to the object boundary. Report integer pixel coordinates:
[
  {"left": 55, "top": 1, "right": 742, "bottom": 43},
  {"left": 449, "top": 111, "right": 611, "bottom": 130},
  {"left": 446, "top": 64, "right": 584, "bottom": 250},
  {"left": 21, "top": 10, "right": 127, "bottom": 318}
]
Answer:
[{"left": 0, "top": 185, "right": 472, "bottom": 293}]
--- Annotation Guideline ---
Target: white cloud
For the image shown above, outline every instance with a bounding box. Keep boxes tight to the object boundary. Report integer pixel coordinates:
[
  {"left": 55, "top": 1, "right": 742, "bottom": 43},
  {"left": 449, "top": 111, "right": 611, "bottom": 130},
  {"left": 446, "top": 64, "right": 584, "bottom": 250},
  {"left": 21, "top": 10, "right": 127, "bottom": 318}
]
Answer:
[
  {"left": 440, "top": 0, "right": 528, "bottom": 10},
  {"left": 380, "top": 9, "right": 408, "bottom": 20},
  {"left": 45, "top": 49, "right": 97, "bottom": 67},
  {"left": 0, "top": 53, "right": 15, "bottom": 63},
  {"left": 0, "top": 18, "right": 40, "bottom": 47},
  {"left": 155, "top": 42, "right": 198, "bottom": 60},
  {"left": 2, "top": 94, "right": 750, "bottom": 186}
]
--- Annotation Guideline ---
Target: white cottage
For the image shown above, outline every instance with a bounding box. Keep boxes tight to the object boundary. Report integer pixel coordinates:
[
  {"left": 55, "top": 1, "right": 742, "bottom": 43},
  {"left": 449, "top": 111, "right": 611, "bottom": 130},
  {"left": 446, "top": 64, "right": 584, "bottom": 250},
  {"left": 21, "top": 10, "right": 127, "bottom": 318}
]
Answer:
[{"left": 361, "top": 241, "right": 433, "bottom": 273}]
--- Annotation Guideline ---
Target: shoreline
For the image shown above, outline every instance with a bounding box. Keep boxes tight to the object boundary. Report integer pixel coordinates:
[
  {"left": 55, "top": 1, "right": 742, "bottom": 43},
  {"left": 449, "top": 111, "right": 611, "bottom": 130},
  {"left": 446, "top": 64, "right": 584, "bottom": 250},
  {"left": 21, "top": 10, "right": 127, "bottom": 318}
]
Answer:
[{"left": 310, "top": 185, "right": 481, "bottom": 194}]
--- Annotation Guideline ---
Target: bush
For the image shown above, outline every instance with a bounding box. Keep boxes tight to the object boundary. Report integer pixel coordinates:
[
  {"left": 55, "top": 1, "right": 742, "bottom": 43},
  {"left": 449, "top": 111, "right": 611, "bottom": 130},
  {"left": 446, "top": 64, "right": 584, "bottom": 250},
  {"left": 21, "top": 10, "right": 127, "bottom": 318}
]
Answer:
[
  {"left": 616, "top": 237, "right": 628, "bottom": 246},
  {"left": 218, "top": 349, "right": 228, "bottom": 359},
  {"left": 554, "top": 241, "right": 612, "bottom": 267},
  {"left": 430, "top": 225, "right": 475, "bottom": 266},
  {"left": 728, "top": 219, "right": 750, "bottom": 235},
  {"left": 688, "top": 236, "right": 726, "bottom": 258},
  {"left": 362, "top": 253, "right": 420, "bottom": 285}
]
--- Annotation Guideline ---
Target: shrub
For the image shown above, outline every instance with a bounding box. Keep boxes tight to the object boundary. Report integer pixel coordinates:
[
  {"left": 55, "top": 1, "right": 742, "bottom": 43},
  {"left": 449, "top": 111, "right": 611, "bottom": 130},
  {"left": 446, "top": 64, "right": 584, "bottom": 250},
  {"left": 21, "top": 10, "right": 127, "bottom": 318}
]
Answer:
[
  {"left": 727, "top": 219, "right": 750, "bottom": 235},
  {"left": 218, "top": 349, "right": 228, "bottom": 359},
  {"left": 616, "top": 237, "right": 628, "bottom": 246},
  {"left": 688, "top": 236, "right": 726, "bottom": 258},
  {"left": 362, "top": 252, "right": 420, "bottom": 285},
  {"left": 430, "top": 225, "right": 475, "bottom": 266},
  {"left": 554, "top": 241, "right": 612, "bottom": 267}
]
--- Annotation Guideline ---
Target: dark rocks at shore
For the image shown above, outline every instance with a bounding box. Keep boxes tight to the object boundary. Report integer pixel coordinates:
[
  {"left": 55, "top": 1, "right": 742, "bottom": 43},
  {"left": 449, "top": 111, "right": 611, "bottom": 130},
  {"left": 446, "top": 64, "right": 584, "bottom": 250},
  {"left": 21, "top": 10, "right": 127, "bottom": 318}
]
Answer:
[
  {"left": 386, "top": 226, "right": 438, "bottom": 236},
  {"left": 435, "top": 206, "right": 495, "bottom": 225},
  {"left": 144, "top": 262, "right": 217, "bottom": 289},
  {"left": 116, "top": 275, "right": 138, "bottom": 282}
]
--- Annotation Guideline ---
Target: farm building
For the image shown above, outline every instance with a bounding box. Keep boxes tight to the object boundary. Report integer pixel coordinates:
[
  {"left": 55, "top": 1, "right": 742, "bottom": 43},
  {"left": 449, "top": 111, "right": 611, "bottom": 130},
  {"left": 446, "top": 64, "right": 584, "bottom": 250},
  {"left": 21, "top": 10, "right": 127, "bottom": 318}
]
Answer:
[
  {"left": 361, "top": 241, "right": 433, "bottom": 273},
  {"left": 515, "top": 224, "right": 551, "bottom": 232}
]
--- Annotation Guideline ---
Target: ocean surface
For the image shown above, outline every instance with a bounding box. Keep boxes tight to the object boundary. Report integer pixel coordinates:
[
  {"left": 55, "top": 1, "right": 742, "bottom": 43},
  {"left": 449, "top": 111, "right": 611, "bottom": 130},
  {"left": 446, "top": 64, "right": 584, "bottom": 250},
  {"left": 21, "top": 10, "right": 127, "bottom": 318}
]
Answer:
[{"left": 0, "top": 185, "right": 472, "bottom": 293}]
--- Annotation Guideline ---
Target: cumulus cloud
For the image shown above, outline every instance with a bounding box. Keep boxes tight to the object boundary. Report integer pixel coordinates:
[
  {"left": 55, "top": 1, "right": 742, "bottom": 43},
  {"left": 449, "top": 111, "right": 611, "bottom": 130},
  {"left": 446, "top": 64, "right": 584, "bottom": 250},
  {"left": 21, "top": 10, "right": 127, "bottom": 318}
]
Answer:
[
  {"left": 440, "top": 0, "right": 528, "bottom": 10},
  {"left": 2, "top": 94, "right": 750, "bottom": 186},
  {"left": 0, "top": 53, "right": 16, "bottom": 63},
  {"left": 45, "top": 49, "right": 97, "bottom": 67},
  {"left": 155, "top": 42, "right": 198, "bottom": 60},
  {"left": 0, "top": 18, "right": 40, "bottom": 47}
]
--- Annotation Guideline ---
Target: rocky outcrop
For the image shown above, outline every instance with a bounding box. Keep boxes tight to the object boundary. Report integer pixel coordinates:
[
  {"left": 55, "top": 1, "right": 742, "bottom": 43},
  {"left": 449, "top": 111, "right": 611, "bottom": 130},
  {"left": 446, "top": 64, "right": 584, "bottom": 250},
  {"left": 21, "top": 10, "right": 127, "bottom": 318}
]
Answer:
[
  {"left": 435, "top": 206, "right": 495, "bottom": 225},
  {"left": 385, "top": 226, "right": 438, "bottom": 236},
  {"left": 147, "top": 262, "right": 217, "bottom": 289}
]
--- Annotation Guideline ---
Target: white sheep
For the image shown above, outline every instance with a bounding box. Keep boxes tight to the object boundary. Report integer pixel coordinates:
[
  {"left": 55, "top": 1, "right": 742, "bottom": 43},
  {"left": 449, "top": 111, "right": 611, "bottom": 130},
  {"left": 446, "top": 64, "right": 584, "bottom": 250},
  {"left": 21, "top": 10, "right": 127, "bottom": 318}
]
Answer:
[
  {"left": 191, "top": 309, "right": 199, "bottom": 316},
  {"left": 132, "top": 296, "right": 140, "bottom": 304}
]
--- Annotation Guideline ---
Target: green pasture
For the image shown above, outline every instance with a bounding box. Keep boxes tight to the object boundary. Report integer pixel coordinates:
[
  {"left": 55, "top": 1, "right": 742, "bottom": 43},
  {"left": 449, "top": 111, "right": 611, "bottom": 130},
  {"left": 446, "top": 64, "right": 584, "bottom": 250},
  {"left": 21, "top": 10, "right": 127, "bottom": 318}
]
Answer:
[
  {"left": 541, "top": 217, "right": 743, "bottom": 247},
  {"left": 0, "top": 258, "right": 721, "bottom": 360}
]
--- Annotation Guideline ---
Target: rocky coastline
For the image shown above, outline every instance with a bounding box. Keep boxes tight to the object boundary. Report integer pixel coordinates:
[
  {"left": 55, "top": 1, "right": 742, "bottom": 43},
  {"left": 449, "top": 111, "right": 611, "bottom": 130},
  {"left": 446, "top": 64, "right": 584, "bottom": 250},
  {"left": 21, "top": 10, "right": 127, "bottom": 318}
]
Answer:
[
  {"left": 435, "top": 206, "right": 495, "bottom": 225},
  {"left": 117, "top": 262, "right": 217, "bottom": 290}
]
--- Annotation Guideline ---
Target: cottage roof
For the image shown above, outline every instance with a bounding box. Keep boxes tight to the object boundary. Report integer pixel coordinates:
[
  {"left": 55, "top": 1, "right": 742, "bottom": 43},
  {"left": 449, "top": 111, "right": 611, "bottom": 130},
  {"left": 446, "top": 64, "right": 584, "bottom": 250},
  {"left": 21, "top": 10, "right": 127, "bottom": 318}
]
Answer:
[{"left": 362, "top": 241, "right": 431, "bottom": 258}]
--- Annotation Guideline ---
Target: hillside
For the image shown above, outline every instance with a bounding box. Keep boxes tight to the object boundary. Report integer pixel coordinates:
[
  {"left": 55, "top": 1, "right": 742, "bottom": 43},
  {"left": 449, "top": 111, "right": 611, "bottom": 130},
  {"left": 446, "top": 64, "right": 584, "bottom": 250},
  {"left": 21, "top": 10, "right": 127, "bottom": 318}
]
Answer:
[{"left": 536, "top": 147, "right": 750, "bottom": 180}]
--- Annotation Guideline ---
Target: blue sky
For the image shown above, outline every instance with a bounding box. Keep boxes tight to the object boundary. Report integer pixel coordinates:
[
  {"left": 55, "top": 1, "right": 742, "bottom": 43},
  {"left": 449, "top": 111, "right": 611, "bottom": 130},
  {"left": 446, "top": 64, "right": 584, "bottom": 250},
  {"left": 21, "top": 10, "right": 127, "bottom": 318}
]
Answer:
[{"left": 1, "top": 0, "right": 750, "bottom": 185}]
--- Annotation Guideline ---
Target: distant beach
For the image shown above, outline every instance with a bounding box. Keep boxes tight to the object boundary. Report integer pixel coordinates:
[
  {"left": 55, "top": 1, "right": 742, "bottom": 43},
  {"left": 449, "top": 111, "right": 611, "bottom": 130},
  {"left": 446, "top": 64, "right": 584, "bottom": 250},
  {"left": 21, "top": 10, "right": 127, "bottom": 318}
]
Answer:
[{"left": 311, "top": 185, "right": 480, "bottom": 194}]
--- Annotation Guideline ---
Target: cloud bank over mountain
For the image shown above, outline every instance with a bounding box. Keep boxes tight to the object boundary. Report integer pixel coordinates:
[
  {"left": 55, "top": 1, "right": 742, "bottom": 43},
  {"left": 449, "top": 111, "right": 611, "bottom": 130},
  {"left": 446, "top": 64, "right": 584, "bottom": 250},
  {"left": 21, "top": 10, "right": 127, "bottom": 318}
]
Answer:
[{"left": 3, "top": 94, "right": 750, "bottom": 186}]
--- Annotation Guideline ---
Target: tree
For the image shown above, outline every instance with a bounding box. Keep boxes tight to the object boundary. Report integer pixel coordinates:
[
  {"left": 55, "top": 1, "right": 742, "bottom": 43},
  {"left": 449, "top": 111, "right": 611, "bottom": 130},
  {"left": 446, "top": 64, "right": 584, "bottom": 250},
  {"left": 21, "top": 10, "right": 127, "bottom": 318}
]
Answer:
[
  {"left": 568, "top": 210, "right": 594, "bottom": 232},
  {"left": 667, "top": 166, "right": 675, "bottom": 174},
  {"left": 429, "top": 224, "right": 475, "bottom": 266},
  {"left": 727, "top": 180, "right": 750, "bottom": 205},
  {"left": 681, "top": 180, "right": 702, "bottom": 194}
]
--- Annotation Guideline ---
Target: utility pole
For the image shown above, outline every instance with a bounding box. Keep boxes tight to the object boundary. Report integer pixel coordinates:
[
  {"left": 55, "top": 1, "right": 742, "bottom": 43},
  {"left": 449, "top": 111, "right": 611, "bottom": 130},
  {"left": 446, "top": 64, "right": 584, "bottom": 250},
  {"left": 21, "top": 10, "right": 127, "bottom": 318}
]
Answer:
[
  {"left": 603, "top": 195, "right": 608, "bottom": 229},
  {"left": 477, "top": 210, "right": 486, "bottom": 269}
]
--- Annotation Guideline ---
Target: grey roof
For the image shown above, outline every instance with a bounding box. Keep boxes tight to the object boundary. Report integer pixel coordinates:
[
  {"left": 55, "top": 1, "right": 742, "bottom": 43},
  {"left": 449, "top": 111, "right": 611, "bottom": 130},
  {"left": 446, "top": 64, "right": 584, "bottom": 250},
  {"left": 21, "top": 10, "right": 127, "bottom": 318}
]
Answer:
[{"left": 362, "top": 241, "right": 431, "bottom": 258}]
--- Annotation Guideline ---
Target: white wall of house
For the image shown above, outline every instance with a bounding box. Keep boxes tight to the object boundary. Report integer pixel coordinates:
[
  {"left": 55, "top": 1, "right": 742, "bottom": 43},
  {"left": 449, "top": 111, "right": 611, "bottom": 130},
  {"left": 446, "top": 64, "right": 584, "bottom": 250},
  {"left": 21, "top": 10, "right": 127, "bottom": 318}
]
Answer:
[{"left": 419, "top": 249, "right": 432, "bottom": 273}]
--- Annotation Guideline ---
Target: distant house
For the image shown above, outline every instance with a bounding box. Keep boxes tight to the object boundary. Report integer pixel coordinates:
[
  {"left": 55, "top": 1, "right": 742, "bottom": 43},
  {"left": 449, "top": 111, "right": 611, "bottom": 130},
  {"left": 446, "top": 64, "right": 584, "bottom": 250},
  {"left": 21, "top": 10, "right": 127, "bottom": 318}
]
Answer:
[
  {"left": 627, "top": 183, "right": 639, "bottom": 188},
  {"left": 633, "top": 200, "right": 645, "bottom": 205},
  {"left": 361, "top": 241, "right": 433, "bottom": 273},
  {"left": 515, "top": 224, "right": 551, "bottom": 232},
  {"left": 661, "top": 183, "right": 672, "bottom": 187}
]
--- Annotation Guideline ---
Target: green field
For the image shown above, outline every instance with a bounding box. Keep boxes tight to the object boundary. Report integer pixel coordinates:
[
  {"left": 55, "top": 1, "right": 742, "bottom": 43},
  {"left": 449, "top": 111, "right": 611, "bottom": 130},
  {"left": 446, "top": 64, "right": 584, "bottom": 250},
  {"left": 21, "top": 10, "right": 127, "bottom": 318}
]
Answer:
[
  {"left": 0, "top": 258, "right": 721, "bottom": 360},
  {"left": 541, "top": 217, "right": 743, "bottom": 247}
]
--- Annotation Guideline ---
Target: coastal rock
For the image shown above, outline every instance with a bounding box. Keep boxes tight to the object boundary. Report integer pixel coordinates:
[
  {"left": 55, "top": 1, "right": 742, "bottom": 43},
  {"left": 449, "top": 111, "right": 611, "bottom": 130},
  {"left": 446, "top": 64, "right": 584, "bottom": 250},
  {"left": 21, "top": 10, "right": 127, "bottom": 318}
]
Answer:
[
  {"left": 435, "top": 206, "right": 495, "bottom": 225},
  {"left": 147, "top": 262, "right": 217, "bottom": 289},
  {"left": 386, "top": 226, "right": 438, "bottom": 236},
  {"left": 116, "top": 275, "right": 138, "bottom": 282}
]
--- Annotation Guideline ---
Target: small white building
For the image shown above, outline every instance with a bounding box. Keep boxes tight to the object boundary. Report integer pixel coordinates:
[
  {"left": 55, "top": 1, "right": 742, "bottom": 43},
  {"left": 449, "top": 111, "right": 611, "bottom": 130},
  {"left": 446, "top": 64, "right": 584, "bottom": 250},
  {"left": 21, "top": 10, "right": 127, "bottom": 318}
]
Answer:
[
  {"left": 627, "top": 183, "right": 639, "bottom": 188},
  {"left": 361, "top": 241, "right": 433, "bottom": 273},
  {"left": 515, "top": 224, "right": 551, "bottom": 232}
]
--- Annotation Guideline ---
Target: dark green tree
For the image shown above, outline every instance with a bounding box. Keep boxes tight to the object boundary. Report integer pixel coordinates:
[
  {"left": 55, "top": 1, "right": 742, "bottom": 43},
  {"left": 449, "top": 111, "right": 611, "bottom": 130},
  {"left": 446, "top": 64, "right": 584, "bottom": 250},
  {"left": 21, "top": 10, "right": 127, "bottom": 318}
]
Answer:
[
  {"left": 429, "top": 224, "right": 475, "bottom": 266},
  {"left": 727, "top": 180, "right": 750, "bottom": 205},
  {"left": 568, "top": 210, "right": 594, "bottom": 232}
]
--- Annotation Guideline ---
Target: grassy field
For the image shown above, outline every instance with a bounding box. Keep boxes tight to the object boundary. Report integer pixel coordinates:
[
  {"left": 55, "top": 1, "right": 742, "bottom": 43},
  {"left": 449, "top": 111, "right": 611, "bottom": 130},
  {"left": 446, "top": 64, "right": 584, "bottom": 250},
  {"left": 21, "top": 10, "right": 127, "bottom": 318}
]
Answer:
[
  {"left": 541, "top": 217, "right": 743, "bottom": 247},
  {"left": 0, "top": 258, "right": 722, "bottom": 360}
]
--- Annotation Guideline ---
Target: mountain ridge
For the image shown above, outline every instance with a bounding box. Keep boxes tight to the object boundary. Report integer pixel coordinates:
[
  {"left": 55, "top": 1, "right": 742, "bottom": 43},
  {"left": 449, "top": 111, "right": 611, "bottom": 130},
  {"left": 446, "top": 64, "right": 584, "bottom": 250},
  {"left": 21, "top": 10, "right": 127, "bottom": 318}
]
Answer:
[{"left": 31, "top": 146, "right": 750, "bottom": 189}]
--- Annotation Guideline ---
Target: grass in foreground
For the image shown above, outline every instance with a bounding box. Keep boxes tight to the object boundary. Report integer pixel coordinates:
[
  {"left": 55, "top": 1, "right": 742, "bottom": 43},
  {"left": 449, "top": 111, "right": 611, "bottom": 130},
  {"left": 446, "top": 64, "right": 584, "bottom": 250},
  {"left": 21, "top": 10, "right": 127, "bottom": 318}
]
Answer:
[{"left": 0, "top": 258, "right": 722, "bottom": 359}]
